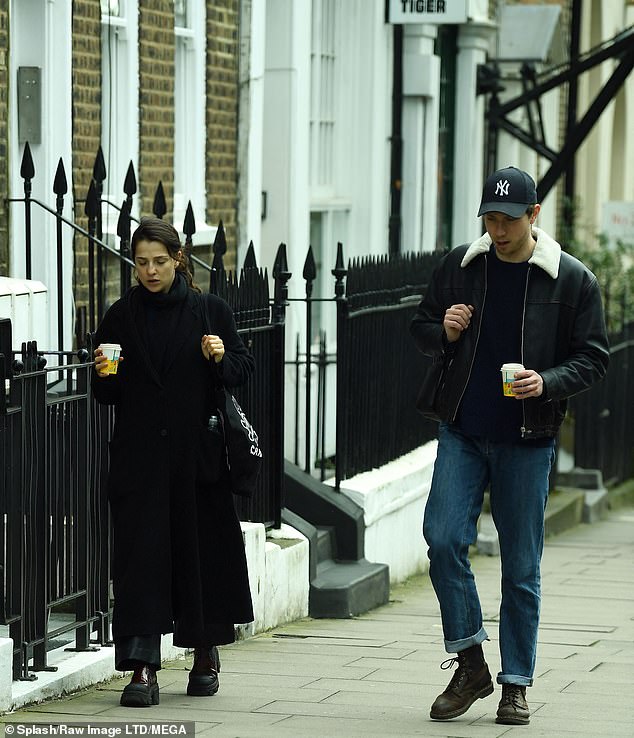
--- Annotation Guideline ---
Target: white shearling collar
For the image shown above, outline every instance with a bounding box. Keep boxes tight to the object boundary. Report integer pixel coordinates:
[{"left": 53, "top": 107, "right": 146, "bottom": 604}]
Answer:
[{"left": 460, "top": 227, "right": 561, "bottom": 279}]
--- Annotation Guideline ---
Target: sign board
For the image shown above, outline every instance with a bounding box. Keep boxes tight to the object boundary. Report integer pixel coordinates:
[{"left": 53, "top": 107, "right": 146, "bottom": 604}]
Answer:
[
  {"left": 388, "top": 0, "right": 468, "bottom": 24},
  {"left": 601, "top": 201, "right": 634, "bottom": 249}
]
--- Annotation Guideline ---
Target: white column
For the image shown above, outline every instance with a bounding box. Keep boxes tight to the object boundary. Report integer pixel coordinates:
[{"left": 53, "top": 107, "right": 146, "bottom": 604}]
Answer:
[
  {"left": 451, "top": 21, "right": 495, "bottom": 247},
  {"left": 260, "top": 0, "right": 311, "bottom": 290},
  {"left": 401, "top": 24, "right": 438, "bottom": 253},
  {"left": 237, "top": 0, "right": 266, "bottom": 263},
  {"left": 9, "top": 0, "right": 73, "bottom": 354}
]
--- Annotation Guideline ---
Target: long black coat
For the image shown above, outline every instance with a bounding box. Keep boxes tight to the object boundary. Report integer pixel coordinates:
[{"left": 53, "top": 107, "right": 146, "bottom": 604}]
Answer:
[{"left": 92, "top": 285, "right": 255, "bottom": 647}]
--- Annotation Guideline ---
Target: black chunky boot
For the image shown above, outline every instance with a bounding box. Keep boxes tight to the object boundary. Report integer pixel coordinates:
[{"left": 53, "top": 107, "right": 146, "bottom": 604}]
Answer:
[
  {"left": 430, "top": 644, "right": 494, "bottom": 720},
  {"left": 187, "top": 646, "right": 221, "bottom": 696},
  {"left": 120, "top": 664, "right": 159, "bottom": 707}
]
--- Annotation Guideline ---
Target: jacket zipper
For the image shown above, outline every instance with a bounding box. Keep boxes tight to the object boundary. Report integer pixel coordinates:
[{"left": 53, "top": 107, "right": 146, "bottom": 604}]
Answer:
[
  {"left": 520, "top": 266, "right": 531, "bottom": 437},
  {"left": 451, "top": 254, "right": 488, "bottom": 422}
]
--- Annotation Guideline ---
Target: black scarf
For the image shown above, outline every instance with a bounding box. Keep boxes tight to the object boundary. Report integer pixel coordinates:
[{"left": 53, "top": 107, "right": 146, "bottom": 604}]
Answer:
[{"left": 136, "top": 271, "right": 189, "bottom": 374}]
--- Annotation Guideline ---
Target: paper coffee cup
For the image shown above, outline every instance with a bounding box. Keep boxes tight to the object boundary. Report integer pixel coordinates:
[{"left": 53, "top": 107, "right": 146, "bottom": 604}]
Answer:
[
  {"left": 500, "top": 363, "right": 524, "bottom": 396},
  {"left": 99, "top": 343, "right": 122, "bottom": 375}
]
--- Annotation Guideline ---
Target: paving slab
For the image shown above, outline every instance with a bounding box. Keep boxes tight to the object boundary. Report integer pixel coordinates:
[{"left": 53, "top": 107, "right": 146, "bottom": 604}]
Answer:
[{"left": 2, "top": 505, "right": 633, "bottom": 737}]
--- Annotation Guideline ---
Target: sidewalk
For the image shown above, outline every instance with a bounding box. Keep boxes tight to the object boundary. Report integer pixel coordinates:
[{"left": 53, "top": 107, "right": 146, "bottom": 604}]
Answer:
[{"left": 2, "top": 506, "right": 633, "bottom": 737}]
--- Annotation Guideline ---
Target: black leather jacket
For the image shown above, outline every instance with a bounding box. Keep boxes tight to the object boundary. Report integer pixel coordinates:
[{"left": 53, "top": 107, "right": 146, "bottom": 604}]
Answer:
[{"left": 410, "top": 228, "right": 610, "bottom": 439}]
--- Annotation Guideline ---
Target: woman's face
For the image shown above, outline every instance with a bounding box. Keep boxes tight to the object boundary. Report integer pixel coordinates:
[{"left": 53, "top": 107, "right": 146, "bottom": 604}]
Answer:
[{"left": 134, "top": 239, "right": 180, "bottom": 294}]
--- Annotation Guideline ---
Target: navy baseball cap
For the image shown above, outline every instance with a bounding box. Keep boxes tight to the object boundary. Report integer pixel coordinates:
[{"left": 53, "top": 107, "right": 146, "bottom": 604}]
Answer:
[{"left": 477, "top": 166, "right": 538, "bottom": 218}]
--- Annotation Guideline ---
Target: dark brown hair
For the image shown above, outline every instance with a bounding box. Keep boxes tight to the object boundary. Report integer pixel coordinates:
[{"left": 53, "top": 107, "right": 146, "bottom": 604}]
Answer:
[{"left": 131, "top": 216, "right": 199, "bottom": 291}]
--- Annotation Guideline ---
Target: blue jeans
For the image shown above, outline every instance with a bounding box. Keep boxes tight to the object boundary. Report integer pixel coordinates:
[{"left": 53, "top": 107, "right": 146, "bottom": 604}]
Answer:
[{"left": 423, "top": 423, "right": 555, "bottom": 687}]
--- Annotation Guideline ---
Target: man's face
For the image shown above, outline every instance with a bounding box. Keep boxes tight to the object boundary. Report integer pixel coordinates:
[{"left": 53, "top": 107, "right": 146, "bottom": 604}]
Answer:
[{"left": 483, "top": 206, "right": 539, "bottom": 263}]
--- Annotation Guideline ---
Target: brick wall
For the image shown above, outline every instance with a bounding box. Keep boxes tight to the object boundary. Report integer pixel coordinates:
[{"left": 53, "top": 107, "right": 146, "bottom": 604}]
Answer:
[
  {"left": 206, "top": 0, "right": 240, "bottom": 269},
  {"left": 138, "top": 0, "right": 175, "bottom": 216},
  {"left": 0, "top": 4, "right": 9, "bottom": 275},
  {"left": 72, "top": 0, "right": 102, "bottom": 313}
]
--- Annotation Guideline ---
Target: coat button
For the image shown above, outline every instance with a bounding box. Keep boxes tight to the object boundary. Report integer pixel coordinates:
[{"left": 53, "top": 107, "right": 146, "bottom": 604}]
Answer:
[{"left": 160, "top": 429, "right": 168, "bottom": 437}]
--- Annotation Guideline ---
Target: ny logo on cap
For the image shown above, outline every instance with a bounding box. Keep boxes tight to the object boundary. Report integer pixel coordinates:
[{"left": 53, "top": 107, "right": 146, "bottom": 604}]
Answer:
[{"left": 495, "top": 179, "right": 510, "bottom": 196}]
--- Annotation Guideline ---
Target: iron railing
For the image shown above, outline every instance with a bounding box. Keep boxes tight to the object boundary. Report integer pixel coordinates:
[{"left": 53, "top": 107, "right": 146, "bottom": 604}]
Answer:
[
  {"left": 334, "top": 251, "right": 444, "bottom": 487},
  {"left": 285, "top": 243, "right": 444, "bottom": 488},
  {"left": 571, "top": 322, "right": 634, "bottom": 486},
  {"left": 0, "top": 323, "right": 112, "bottom": 681}
]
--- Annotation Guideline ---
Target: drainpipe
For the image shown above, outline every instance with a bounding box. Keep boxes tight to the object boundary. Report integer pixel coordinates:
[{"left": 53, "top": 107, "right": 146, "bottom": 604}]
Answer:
[
  {"left": 564, "top": 0, "right": 581, "bottom": 232},
  {"left": 388, "top": 24, "right": 403, "bottom": 256}
]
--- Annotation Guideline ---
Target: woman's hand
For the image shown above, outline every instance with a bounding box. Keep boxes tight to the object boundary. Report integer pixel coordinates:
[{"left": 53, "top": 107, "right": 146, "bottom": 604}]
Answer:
[
  {"left": 202, "top": 334, "right": 225, "bottom": 364},
  {"left": 94, "top": 347, "right": 110, "bottom": 377}
]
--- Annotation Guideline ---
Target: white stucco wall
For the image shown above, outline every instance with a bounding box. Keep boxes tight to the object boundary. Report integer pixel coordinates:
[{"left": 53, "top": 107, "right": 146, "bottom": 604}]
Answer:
[{"left": 332, "top": 440, "right": 438, "bottom": 584}]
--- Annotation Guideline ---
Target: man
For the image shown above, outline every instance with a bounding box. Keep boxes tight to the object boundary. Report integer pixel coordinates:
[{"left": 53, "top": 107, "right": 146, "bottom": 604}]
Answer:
[{"left": 410, "top": 166, "right": 609, "bottom": 725}]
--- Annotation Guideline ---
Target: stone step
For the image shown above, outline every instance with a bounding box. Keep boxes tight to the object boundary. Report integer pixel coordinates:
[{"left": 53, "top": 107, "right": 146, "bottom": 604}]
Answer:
[{"left": 309, "top": 558, "right": 389, "bottom": 619}]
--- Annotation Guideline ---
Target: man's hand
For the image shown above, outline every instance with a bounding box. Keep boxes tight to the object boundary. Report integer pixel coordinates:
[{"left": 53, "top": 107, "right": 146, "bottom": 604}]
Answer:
[
  {"left": 512, "top": 369, "right": 544, "bottom": 399},
  {"left": 443, "top": 304, "right": 474, "bottom": 343}
]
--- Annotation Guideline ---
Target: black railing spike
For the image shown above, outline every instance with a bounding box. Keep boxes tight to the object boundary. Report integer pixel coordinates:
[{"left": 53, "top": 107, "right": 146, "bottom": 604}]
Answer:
[
  {"left": 93, "top": 146, "right": 106, "bottom": 184},
  {"left": 153, "top": 181, "right": 167, "bottom": 219},
  {"left": 20, "top": 142, "right": 35, "bottom": 181},
  {"left": 244, "top": 241, "right": 257, "bottom": 269},
  {"left": 213, "top": 220, "right": 227, "bottom": 255},
  {"left": 183, "top": 201, "right": 196, "bottom": 237},
  {"left": 116, "top": 199, "right": 131, "bottom": 240},
  {"left": 272, "top": 242, "right": 289, "bottom": 278},
  {"left": 212, "top": 251, "right": 225, "bottom": 273},
  {"left": 123, "top": 161, "right": 137, "bottom": 197},
  {"left": 53, "top": 158, "right": 68, "bottom": 196},
  {"left": 335, "top": 242, "right": 345, "bottom": 269},
  {"left": 211, "top": 224, "right": 227, "bottom": 274},
  {"left": 84, "top": 180, "right": 99, "bottom": 218},
  {"left": 303, "top": 245, "right": 317, "bottom": 282}
]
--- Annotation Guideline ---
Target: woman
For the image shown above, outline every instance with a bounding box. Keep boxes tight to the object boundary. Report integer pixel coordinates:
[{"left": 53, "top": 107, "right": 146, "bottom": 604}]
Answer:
[{"left": 92, "top": 217, "right": 254, "bottom": 707}]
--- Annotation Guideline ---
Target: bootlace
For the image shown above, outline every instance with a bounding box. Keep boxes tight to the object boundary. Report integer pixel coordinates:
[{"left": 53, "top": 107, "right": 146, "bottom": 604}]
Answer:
[
  {"left": 439, "top": 655, "right": 470, "bottom": 691},
  {"left": 501, "top": 685, "right": 525, "bottom": 707}
]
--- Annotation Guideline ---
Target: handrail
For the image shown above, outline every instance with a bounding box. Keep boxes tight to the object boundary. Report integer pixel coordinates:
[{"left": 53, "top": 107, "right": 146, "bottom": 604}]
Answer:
[{"left": 6, "top": 195, "right": 134, "bottom": 267}]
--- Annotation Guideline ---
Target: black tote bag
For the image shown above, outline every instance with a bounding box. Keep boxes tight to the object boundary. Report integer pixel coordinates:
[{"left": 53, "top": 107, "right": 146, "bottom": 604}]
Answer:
[{"left": 200, "top": 294, "right": 263, "bottom": 497}]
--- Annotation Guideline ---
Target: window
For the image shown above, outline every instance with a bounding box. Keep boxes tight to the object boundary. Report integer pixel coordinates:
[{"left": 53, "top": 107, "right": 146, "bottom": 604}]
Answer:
[
  {"left": 101, "top": 0, "right": 139, "bottom": 233},
  {"left": 310, "top": 0, "right": 336, "bottom": 193},
  {"left": 174, "top": 0, "right": 208, "bottom": 239},
  {"left": 100, "top": 0, "right": 120, "bottom": 16}
]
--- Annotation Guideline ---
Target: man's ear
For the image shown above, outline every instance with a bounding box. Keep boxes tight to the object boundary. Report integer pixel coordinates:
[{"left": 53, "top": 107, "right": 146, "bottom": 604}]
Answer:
[{"left": 530, "top": 204, "right": 541, "bottom": 224}]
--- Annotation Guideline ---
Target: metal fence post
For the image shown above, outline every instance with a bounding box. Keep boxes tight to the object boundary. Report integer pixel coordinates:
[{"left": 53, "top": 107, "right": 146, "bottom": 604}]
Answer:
[
  {"left": 332, "top": 243, "right": 347, "bottom": 491},
  {"left": 272, "top": 244, "right": 291, "bottom": 524},
  {"left": 20, "top": 143, "right": 35, "bottom": 281}
]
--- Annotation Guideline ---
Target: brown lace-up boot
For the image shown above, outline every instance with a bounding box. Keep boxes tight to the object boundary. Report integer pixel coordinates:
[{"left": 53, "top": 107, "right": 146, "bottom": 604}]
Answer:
[
  {"left": 187, "top": 646, "right": 221, "bottom": 696},
  {"left": 496, "top": 683, "right": 530, "bottom": 725},
  {"left": 430, "top": 644, "right": 494, "bottom": 720}
]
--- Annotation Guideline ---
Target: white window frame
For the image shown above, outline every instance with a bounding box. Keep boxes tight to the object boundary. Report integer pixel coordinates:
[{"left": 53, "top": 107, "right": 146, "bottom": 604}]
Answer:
[
  {"left": 309, "top": 0, "right": 337, "bottom": 198},
  {"left": 101, "top": 0, "right": 139, "bottom": 235},
  {"left": 174, "top": 0, "right": 214, "bottom": 245},
  {"left": 8, "top": 0, "right": 73, "bottom": 354}
]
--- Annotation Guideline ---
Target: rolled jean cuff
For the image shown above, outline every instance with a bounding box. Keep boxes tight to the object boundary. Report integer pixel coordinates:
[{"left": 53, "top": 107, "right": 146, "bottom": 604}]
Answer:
[
  {"left": 497, "top": 673, "right": 533, "bottom": 687},
  {"left": 444, "top": 626, "right": 489, "bottom": 654}
]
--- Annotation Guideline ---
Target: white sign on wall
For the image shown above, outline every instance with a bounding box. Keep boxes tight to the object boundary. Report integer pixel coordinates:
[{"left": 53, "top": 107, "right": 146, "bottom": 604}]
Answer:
[
  {"left": 602, "top": 201, "right": 634, "bottom": 249},
  {"left": 388, "top": 0, "right": 468, "bottom": 24}
]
